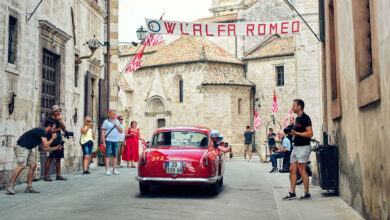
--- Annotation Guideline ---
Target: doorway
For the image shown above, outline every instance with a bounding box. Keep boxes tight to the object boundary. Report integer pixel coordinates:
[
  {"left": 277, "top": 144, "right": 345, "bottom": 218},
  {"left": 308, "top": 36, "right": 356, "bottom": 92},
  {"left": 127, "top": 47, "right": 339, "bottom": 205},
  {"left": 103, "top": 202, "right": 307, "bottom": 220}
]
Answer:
[{"left": 157, "top": 119, "right": 166, "bottom": 128}]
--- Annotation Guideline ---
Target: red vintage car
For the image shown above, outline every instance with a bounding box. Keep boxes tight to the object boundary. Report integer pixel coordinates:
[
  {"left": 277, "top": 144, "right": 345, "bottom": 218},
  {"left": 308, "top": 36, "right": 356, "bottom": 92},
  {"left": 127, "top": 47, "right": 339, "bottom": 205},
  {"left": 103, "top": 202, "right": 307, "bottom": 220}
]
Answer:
[{"left": 135, "top": 126, "right": 226, "bottom": 195}]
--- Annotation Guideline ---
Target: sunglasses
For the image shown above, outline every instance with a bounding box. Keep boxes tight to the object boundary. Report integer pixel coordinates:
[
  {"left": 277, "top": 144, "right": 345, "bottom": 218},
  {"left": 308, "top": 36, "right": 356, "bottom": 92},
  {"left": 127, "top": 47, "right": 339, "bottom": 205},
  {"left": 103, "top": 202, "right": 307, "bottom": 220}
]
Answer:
[
  {"left": 86, "top": 120, "right": 92, "bottom": 122},
  {"left": 118, "top": 118, "right": 123, "bottom": 120}
]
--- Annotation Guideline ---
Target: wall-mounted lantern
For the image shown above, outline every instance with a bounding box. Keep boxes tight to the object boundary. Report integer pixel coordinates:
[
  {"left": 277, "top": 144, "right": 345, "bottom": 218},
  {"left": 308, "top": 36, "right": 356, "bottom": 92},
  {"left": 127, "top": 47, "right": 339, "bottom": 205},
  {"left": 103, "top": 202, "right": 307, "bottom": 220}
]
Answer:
[{"left": 76, "top": 35, "right": 109, "bottom": 64}]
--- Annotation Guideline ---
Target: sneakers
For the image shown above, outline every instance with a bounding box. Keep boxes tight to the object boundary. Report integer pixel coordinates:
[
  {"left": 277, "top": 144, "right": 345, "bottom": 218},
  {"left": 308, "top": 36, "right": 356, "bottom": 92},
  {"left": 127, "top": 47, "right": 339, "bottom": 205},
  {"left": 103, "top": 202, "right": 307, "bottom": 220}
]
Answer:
[
  {"left": 113, "top": 170, "right": 120, "bottom": 175},
  {"left": 105, "top": 170, "right": 111, "bottom": 176},
  {"left": 299, "top": 193, "right": 312, "bottom": 200},
  {"left": 282, "top": 192, "right": 297, "bottom": 200},
  {"left": 269, "top": 167, "right": 278, "bottom": 173},
  {"left": 44, "top": 177, "right": 53, "bottom": 181},
  {"left": 85, "top": 170, "right": 91, "bottom": 175},
  {"left": 5, "top": 185, "right": 15, "bottom": 195},
  {"left": 24, "top": 186, "right": 40, "bottom": 193}
]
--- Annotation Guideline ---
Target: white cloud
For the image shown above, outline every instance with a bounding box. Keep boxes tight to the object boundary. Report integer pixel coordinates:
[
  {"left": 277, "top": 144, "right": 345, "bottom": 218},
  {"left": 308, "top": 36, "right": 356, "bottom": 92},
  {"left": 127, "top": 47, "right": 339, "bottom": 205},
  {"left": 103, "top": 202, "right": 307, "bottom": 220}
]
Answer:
[{"left": 118, "top": 0, "right": 212, "bottom": 42}]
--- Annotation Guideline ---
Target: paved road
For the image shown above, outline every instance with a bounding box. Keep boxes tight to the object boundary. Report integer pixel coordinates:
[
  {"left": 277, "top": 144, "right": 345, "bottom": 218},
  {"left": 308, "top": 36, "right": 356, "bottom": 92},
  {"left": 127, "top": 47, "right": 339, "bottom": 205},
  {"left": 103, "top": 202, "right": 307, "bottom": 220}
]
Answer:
[{"left": 0, "top": 158, "right": 363, "bottom": 220}]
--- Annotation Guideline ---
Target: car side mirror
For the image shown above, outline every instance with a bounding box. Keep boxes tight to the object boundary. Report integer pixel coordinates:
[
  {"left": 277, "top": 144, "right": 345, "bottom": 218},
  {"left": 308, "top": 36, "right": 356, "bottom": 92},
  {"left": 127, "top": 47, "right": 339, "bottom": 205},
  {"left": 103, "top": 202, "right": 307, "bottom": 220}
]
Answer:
[{"left": 146, "top": 141, "right": 150, "bottom": 148}]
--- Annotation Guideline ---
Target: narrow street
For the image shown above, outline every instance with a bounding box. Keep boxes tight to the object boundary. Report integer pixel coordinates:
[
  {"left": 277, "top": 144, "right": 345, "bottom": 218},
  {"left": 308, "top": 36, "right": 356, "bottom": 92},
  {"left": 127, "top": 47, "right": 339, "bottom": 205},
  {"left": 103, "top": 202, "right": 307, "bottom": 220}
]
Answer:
[{"left": 0, "top": 158, "right": 362, "bottom": 220}]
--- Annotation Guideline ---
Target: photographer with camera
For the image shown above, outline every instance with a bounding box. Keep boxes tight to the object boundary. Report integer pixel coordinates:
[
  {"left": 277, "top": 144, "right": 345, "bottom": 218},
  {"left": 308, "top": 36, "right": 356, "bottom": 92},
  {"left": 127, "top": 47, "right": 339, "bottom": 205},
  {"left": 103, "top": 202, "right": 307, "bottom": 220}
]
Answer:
[
  {"left": 283, "top": 99, "right": 313, "bottom": 201},
  {"left": 44, "top": 105, "right": 68, "bottom": 181},
  {"left": 5, "top": 121, "right": 60, "bottom": 195}
]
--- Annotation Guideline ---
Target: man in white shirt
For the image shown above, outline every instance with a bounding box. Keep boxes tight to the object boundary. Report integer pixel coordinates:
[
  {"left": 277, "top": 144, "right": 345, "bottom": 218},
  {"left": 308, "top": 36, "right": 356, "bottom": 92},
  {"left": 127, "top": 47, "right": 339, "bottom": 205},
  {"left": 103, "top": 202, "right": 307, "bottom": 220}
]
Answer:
[{"left": 101, "top": 110, "right": 123, "bottom": 175}]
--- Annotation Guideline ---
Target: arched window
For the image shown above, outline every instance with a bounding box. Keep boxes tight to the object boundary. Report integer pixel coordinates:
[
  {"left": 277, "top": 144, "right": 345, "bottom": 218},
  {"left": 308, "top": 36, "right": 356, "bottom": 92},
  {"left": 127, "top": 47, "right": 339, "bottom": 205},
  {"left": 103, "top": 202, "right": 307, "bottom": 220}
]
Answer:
[
  {"left": 179, "top": 80, "right": 183, "bottom": 103},
  {"left": 238, "top": 98, "right": 242, "bottom": 114}
]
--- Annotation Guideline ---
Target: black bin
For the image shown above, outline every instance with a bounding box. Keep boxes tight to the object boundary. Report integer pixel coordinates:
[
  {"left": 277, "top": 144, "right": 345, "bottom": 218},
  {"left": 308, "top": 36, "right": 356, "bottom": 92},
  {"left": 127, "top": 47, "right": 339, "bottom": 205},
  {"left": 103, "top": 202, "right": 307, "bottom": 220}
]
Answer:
[{"left": 313, "top": 145, "right": 339, "bottom": 193}]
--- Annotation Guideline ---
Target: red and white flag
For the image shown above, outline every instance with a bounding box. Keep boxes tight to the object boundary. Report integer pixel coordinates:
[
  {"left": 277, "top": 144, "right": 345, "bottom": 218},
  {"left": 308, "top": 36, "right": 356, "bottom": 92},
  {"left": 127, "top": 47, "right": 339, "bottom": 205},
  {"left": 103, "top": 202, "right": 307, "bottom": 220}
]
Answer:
[
  {"left": 125, "top": 45, "right": 145, "bottom": 72},
  {"left": 272, "top": 90, "right": 279, "bottom": 114},
  {"left": 254, "top": 110, "right": 264, "bottom": 130},
  {"left": 282, "top": 109, "right": 293, "bottom": 128},
  {"left": 143, "top": 33, "right": 164, "bottom": 46},
  {"left": 143, "top": 13, "right": 165, "bottom": 46}
]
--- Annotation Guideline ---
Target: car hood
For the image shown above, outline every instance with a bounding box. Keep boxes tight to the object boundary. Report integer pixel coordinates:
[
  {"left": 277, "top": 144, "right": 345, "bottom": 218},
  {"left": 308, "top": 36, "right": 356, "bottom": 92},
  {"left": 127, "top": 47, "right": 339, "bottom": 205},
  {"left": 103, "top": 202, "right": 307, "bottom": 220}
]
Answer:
[{"left": 149, "top": 147, "right": 208, "bottom": 161}]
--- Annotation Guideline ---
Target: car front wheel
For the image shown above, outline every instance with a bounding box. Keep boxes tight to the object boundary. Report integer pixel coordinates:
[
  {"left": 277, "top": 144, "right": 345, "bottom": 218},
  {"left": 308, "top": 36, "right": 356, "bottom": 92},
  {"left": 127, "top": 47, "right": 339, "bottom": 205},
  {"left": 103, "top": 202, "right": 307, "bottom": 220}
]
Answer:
[{"left": 139, "top": 182, "right": 150, "bottom": 194}]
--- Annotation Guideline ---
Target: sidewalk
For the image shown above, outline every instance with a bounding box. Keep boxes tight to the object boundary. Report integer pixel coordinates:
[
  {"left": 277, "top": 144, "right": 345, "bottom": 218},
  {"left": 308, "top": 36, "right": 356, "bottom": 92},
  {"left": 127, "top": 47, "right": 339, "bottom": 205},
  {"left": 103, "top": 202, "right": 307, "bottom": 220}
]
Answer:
[{"left": 234, "top": 156, "right": 364, "bottom": 220}]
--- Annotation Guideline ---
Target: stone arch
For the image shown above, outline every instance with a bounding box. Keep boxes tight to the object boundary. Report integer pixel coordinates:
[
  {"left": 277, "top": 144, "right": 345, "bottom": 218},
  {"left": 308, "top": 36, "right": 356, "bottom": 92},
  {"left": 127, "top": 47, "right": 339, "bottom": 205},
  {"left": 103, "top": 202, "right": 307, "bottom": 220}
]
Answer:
[{"left": 146, "top": 95, "right": 167, "bottom": 114}]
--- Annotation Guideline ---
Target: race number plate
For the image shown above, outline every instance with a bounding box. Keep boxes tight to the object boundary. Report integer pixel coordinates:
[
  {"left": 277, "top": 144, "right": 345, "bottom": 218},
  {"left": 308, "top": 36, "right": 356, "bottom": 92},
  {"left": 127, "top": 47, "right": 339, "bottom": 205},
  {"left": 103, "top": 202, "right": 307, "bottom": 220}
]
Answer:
[{"left": 166, "top": 161, "right": 183, "bottom": 174}]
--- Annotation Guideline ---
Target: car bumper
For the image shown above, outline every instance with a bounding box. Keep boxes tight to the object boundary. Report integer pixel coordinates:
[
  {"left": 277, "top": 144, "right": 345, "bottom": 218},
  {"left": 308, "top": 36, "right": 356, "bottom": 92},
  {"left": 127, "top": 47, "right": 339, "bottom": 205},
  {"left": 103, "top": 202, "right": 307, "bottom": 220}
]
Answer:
[{"left": 135, "top": 176, "right": 219, "bottom": 184}]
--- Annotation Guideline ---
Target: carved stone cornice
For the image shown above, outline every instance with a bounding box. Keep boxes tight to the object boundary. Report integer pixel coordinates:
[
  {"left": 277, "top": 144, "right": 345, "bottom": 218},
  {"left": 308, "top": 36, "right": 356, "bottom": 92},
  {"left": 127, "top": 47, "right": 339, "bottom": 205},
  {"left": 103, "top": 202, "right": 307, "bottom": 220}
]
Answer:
[{"left": 39, "top": 20, "right": 72, "bottom": 45}]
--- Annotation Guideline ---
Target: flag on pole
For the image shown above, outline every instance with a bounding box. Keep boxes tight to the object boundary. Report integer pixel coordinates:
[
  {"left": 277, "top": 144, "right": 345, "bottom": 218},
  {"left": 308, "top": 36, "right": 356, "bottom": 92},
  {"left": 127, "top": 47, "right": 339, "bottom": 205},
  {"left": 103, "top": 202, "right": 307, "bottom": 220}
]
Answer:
[
  {"left": 254, "top": 110, "right": 264, "bottom": 130},
  {"left": 143, "top": 33, "right": 164, "bottom": 46},
  {"left": 272, "top": 90, "right": 279, "bottom": 114},
  {"left": 124, "top": 45, "right": 145, "bottom": 72},
  {"left": 143, "top": 13, "right": 165, "bottom": 46},
  {"left": 124, "top": 13, "right": 165, "bottom": 73},
  {"left": 282, "top": 109, "right": 293, "bottom": 128}
]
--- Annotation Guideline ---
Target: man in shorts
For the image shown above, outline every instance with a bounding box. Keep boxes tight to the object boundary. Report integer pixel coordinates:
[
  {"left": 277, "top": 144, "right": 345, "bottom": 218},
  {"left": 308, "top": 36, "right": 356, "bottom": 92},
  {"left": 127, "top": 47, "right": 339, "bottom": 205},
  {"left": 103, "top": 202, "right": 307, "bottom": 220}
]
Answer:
[
  {"left": 5, "top": 121, "right": 59, "bottom": 195},
  {"left": 243, "top": 126, "right": 254, "bottom": 160},
  {"left": 283, "top": 99, "right": 313, "bottom": 200},
  {"left": 44, "top": 105, "right": 68, "bottom": 181},
  {"left": 101, "top": 109, "right": 123, "bottom": 176}
]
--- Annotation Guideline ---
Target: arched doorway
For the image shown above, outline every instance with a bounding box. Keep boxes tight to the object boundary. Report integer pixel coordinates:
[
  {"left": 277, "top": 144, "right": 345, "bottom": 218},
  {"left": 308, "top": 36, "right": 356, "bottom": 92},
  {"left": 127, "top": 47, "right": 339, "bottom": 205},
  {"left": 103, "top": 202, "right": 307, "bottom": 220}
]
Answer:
[{"left": 145, "top": 96, "right": 170, "bottom": 140}]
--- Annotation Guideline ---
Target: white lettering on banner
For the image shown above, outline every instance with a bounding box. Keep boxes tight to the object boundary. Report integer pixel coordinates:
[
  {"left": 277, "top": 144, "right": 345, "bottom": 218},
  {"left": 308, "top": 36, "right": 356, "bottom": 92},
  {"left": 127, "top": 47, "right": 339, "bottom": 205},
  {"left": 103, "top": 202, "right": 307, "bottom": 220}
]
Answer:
[{"left": 146, "top": 19, "right": 300, "bottom": 36}]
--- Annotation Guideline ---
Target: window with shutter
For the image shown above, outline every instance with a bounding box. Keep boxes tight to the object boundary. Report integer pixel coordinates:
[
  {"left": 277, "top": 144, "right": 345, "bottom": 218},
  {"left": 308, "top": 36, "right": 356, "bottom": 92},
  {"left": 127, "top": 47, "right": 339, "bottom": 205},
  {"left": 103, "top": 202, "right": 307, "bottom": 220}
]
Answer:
[{"left": 352, "top": 0, "right": 380, "bottom": 108}]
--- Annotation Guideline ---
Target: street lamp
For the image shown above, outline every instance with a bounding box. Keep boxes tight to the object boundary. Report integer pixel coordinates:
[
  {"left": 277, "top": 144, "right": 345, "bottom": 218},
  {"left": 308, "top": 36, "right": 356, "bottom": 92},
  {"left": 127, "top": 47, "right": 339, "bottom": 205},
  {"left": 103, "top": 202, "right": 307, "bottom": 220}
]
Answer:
[
  {"left": 136, "top": 26, "right": 148, "bottom": 41},
  {"left": 132, "top": 26, "right": 148, "bottom": 46}
]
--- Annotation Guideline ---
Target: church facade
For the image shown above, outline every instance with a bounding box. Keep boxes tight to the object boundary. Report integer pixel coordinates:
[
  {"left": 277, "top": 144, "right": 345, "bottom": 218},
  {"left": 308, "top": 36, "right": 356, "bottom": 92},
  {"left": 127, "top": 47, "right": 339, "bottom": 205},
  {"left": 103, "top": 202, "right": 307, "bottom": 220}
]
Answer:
[
  {"left": 118, "top": 36, "right": 253, "bottom": 154},
  {"left": 117, "top": 0, "right": 322, "bottom": 154}
]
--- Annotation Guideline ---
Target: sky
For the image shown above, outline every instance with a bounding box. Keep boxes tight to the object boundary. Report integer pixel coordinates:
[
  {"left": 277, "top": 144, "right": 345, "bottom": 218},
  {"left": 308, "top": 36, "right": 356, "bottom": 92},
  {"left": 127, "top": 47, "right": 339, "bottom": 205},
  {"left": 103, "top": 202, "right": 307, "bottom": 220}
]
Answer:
[{"left": 118, "top": 0, "right": 212, "bottom": 42}]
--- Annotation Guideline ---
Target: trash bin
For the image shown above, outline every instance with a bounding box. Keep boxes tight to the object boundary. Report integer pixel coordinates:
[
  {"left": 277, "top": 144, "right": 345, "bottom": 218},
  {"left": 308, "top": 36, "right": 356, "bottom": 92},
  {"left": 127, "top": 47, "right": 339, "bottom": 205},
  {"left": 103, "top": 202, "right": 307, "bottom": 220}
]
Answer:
[{"left": 312, "top": 145, "right": 339, "bottom": 193}]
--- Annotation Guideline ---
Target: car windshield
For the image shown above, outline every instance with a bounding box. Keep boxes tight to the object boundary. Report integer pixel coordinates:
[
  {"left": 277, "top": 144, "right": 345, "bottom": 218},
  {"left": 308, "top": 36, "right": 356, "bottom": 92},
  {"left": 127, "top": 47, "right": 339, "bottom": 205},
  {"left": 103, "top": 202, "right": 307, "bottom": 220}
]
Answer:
[{"left": 152, "top": 131, "right": 209, "bottom": 148}]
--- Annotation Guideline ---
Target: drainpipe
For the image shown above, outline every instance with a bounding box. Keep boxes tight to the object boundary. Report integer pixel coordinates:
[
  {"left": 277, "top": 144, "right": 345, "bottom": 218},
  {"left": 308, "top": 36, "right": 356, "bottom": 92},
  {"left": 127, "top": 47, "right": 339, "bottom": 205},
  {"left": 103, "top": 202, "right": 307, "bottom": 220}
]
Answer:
[{"left": 106, "top": 0, "right": 111, "bottom": 108}]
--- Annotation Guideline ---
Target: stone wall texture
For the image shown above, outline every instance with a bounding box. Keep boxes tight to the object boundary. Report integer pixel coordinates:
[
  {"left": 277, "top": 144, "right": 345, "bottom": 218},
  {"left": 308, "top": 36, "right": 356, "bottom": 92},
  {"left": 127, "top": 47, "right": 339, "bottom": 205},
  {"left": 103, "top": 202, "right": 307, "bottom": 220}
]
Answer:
[
  {"left": 324, "top": 0, "right": 390, "bottom": 219},
  {"left": 0, "top": 0, "right": 117, "bottom": 188}
]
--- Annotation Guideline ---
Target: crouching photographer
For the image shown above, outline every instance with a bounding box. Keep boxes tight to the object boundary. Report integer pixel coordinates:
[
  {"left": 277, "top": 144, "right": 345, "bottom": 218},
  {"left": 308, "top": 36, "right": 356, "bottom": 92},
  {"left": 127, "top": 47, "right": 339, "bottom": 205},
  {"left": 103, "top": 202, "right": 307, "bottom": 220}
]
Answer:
[
  {"left": 5, "top": 121, "right": 59, "bottom": 195},
  {"left": 44, "top": 105, "right": 71, "bottom": 181}
]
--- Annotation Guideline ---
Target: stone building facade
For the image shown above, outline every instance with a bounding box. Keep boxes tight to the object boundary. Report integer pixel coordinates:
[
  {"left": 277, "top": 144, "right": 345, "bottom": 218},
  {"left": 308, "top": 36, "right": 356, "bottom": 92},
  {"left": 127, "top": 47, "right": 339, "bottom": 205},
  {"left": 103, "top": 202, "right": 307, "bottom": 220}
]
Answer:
[
  {"left": 117, "top": 0, "right": 322, "bottom": 154},
  {"left": 200, "top": 0, "right": 322, "bottom": 149},
  {"left": 118, "top": 36, "right": 253, "bottom": 154},
  {"left": 0, "top": 0, "right": 118, "bottom": 188},
  {"left": 323, "top": 0, "right": 390, "bottom": 219}
]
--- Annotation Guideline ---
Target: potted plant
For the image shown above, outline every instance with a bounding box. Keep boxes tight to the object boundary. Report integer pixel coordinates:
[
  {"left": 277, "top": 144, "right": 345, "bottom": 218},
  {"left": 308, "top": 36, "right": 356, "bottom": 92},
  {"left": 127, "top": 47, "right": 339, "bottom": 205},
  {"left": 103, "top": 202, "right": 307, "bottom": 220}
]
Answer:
[{"left": 94, "top": 145, "right": 106, "bottom": 166}]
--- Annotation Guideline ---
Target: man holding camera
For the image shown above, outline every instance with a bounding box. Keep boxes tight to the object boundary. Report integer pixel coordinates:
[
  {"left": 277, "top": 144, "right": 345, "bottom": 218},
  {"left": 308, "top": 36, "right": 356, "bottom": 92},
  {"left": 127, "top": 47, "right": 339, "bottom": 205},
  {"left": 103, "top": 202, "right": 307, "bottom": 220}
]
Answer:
[
  {"left": 5, "top": 121, "right": 60, "bottom": 195},
  {"left": 283, "top": 99, "right": 313, "bottom": 200},
  {"left": 44, "top": 105, "right": 68, "bottom": 181}
]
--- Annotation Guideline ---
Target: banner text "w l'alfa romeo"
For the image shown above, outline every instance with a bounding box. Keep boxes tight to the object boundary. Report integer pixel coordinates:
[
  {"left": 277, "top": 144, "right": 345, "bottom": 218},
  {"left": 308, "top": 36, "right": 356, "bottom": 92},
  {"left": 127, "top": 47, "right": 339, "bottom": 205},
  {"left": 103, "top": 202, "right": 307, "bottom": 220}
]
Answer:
[{"left": 146, "top": 19, "right": 300, "bottom": 37}]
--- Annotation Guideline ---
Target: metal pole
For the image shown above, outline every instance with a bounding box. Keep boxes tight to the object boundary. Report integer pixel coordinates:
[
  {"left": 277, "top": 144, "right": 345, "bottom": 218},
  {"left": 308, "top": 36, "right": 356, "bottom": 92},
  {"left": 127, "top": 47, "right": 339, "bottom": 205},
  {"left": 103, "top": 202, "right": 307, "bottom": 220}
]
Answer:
[
  {"left": 27, "top": 0, "right": 43, "bottom": 21},
  {"left": 283, "top": 0, "right": 322, "bottom": 42}
]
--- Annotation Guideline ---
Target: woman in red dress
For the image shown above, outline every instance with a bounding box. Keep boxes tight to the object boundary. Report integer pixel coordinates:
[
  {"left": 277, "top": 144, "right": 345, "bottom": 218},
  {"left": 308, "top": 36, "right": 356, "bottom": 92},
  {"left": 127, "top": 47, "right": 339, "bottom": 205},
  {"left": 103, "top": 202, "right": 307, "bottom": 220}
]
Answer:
[{"left": 122, "top": 121, "right": 141, "bottom": 168}]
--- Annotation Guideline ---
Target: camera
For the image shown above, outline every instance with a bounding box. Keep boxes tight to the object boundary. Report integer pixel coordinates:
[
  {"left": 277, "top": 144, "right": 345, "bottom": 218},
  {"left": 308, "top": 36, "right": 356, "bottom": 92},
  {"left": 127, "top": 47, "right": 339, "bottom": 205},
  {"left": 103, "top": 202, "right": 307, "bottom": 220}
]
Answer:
[
  {"left": 63, "top": 131, "right": 74, "bottom": 139},
  {"left": 284, "top": 128, "right": 292, "bottom": 134}
]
